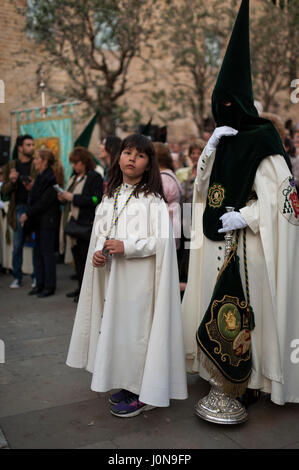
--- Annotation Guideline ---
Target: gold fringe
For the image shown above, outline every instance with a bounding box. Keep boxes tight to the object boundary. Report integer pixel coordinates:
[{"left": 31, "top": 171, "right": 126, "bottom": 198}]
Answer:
[{"left": 197, "top": 347, "right": 249, "bottom": 398}]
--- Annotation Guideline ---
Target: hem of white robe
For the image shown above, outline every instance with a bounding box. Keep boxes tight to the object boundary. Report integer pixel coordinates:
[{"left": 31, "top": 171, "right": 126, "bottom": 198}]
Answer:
[{"left": 186, "top": 360, "right": 299, "bottom": 405}]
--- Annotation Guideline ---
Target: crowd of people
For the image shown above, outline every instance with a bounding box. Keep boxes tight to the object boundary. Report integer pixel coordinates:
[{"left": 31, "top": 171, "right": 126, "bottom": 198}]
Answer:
[
  {"left": 1, "top": 0, "right": 299, "bottom": 427},
  {"left": 0, "top": 117, "right": 298, "bottom": 299}
]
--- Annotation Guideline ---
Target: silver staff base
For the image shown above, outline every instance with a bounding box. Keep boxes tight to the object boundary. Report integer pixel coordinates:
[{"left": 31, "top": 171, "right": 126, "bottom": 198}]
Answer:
[
  {"left": 195, "top": 380, "right": 248, "bottom": 425},
  {"left": 195, "top": 206, "right": 247, "bottom": 425}
]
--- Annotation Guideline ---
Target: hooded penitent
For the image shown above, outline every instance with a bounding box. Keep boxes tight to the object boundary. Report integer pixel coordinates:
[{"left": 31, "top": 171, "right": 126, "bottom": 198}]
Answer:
[
  {"left": 196, "top": 0, "right": 285, "bottom": 397},
  {"left": 203, "top": 0, "right": 286, "bottom": 242}
]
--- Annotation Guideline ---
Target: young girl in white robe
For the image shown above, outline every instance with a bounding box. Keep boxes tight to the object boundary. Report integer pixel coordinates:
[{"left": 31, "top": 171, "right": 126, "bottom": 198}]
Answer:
[{"left": 66, "top": 134, "right": 187, "bottom": 418}]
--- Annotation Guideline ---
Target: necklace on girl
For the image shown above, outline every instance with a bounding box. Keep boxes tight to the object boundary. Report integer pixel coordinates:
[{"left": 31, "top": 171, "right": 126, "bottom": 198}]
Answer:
[{"left": 101, "top": 184, "right": 136, "bottom": 257}]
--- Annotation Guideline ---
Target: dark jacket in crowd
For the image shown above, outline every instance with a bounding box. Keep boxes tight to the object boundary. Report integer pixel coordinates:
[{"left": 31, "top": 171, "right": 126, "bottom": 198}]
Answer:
[
  {"left": 71, "top": 169, "right": 103, "bottom": 227},
  {"left": 26, "top": 167, "right": 60, "bottom": 231},
  {"left": 1, "top": 159, "right": 38, "bottom": 230}
]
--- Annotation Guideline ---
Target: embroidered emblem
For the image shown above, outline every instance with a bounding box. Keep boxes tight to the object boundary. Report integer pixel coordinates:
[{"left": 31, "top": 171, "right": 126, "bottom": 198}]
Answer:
[
  {"left": 233, "top": 329, "right": 251, "bottom": 357},
  {"left": 279, "top": 177, "right": 299, "bottom": 226},
  {"left": 205, "top": 295, "right": 251, "bottom": 368},
  {"left": 208, "top": 183, "right": 225, "bottom": 208},
  {"left": 217, "top": 303, "right": 241, "bottom": 341}
]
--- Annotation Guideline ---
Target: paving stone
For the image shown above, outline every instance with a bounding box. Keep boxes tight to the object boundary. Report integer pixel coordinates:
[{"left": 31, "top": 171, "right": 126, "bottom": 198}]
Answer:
[{"left": 1, "top": 265, "right": 299, "bottom": 449}]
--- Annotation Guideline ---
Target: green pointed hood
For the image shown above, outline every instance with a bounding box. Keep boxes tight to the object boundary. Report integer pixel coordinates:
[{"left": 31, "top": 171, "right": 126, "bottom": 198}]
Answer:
[
  {"left": 203, "top": 0, "right": 287, "bottom": 242},
  {"left": 212, "top": 0, "right": 258, "bottom": 127}
]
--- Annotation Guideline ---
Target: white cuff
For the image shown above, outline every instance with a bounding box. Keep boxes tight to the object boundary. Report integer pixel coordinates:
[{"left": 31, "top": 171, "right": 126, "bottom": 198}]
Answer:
[
  {"left": 240, "top": 205, "right": 260, "bottom": 234},
  {"left": 123, "top": 237, "right": 157, "bottom": 259},
  {"left": 94, "top": 236, "right": 106, "bottom": 253}
]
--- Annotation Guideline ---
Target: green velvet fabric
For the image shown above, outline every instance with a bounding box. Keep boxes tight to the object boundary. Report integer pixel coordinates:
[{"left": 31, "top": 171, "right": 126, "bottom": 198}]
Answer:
[
  {"left": 74, "top": 111, "right": 99, "bottom": 148},
  {"left": 196, "top": 249, "right": 254, "bottom": 390},
  {"left": 74, "top": 111, "right": 100, "bottom": 165}
]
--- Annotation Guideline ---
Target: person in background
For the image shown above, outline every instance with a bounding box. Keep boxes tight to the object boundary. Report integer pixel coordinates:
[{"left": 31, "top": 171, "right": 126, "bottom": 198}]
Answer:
[
  {"left": 176, "top": 139, "right": 206, "bottom": 204},
  {"left": 59, "top": 147, "right": 103, "bottom": 303},
  {"left": 96, "top": 136, "right": 122, "bottom": 190},
  {"left": 1, "top": 135, "right": 38, "bottom": 289},
  {"left": 153, "top": 141, "right": 182, "bottom": 250},
  {"left": 175, "top": 139, "right": 206, "bottom": 291},
  {"left": 19, "top": 149, "right": 64, "bottom": 297},
  {"left": 0, "top": 166, "right": 6, "bottom": 274}
]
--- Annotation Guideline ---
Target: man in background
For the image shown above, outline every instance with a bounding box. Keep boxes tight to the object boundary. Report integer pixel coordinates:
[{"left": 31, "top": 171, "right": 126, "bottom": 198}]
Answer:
[{"left": 2, "top": 135, "right": 37, "bottom": 288}]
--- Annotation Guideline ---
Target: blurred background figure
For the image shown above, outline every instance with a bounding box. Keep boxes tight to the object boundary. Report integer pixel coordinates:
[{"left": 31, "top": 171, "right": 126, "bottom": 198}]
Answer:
[
  {"left": 175, "top": 138, "right": 206, "bottom": 294},
  {"left": 153, "top": 141, "right": 182, "bottom": 250},
  {"left": 96, "top": 136, "right": 121, "bottom": 192},
  {"left": 19, "top": 149, "right": 64, "bottom": 298},
  {"left": 169, "top": 142, "right": 182, "bottom": 171},
  {"left": 176, "top": 139, "right": 206, "bottom": 204},
  {"left": 1, "top": 134, "right": 37, "bottom": 289},
  {"left": 0, "top": 165, "right": 7, "bottom": 274},
  {"left": 260, "top": 112, "right": 293, "bottom": 173},
  {"left": 58, "top": 146, "right": 103, "bottom": 303}
]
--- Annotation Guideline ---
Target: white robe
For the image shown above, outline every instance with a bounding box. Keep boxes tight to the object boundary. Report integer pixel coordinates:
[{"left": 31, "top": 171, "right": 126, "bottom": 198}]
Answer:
[
  {"left": 66, "top": 185, "right": 188, "bottom": 407},
  {"left": 182, "top": 147, "right": 299, "bottom": 405}
]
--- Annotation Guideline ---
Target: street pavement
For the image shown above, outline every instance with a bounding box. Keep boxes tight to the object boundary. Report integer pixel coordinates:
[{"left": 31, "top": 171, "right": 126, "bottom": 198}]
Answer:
[{"left": 0, "top": 262, "right": 299, "bottom": 450}]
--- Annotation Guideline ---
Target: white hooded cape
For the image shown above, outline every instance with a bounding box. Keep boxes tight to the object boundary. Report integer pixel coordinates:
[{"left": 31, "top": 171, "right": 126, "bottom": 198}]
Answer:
[
  {"left": 66, "top": 187, "right": 187, "bottom": 407},
  {"left": 182, "top": 148, "right": 299, "bottom": 405}
]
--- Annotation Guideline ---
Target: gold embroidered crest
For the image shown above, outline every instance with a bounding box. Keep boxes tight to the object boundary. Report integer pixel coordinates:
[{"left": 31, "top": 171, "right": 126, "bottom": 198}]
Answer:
[{"left": 208, "top": 184, "right": 225, "bottom": 208}]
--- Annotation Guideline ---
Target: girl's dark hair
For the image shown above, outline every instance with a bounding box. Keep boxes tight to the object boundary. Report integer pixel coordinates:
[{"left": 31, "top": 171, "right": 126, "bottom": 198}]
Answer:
[
  {"left": 105, "top": 136, "right": 122, "bottom": 166},
  {"left": 107, "top": 134, "right": 166, "bottom": 200},
  {"left": 69, "top": 146, "right": 96, "bottom": 171}
]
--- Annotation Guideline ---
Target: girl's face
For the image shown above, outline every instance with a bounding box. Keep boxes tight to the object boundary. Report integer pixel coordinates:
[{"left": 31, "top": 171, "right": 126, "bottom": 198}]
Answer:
[{"left": 119, "top": 146, "right": 149, "bottom": 185}]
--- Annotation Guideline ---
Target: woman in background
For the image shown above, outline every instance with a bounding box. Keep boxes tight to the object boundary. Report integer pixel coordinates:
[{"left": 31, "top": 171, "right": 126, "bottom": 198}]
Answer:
[
  {"left": 59, "top": 147, "right": 103, "bottom": 303},
  {"left": 97, "top": 136, "right": 122, "bottom": 191},
  {"left": 153, "top": 141, "right": 182, "bottom": 250},
  {"left": 20, "top": 149, "right": 64, "bottom": 297}
]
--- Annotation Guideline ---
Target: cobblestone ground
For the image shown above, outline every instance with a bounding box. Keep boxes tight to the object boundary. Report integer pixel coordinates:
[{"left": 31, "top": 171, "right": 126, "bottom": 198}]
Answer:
[{"left": 0, "top": 263, "right": 299, "bottom": 450}]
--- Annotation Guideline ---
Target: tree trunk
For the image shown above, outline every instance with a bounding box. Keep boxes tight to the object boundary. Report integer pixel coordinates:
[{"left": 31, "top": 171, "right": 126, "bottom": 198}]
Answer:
[{"left": 98, "top": 114, "right": 117, "bottom": 140}]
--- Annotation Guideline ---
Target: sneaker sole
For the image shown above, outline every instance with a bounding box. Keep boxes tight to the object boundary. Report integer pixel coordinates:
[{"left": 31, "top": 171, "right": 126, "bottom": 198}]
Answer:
[{"left": 110, "top": 404, "right": 156, "bottom": 418}]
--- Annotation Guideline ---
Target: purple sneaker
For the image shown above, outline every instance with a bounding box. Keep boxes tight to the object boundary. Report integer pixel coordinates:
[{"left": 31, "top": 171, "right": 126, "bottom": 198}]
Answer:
[
  {"left": 110, "top": 394, "right": 156, "bottom": 418},
  {"left": 109, "top": 389, "right": 131, "bottom": 405}
]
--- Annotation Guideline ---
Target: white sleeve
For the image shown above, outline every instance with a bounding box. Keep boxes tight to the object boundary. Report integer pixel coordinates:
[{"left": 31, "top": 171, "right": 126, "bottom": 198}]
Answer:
[
  {"left": 123, "top": 236, "right": 157, "bottom": 258},
  {"left": 94, "top": 236, "right": 106, "bottom": 253},
  {"left": 123, "top": 198, "right": 169, "bottom": 259},
  {"left": 239, "top": 199, "right": 260, "bottom": 234},
  {"left": 195, "top": 146, "right": 216, "bottom": 201},
  {"left": 93, "top": 198, "right": 112, "bottom": 253}
]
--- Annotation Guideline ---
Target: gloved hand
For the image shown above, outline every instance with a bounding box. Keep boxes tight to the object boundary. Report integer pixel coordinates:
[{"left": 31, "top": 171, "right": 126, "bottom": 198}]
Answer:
[
  {"left": 206, "top": 126, "right": 238, "bottom": 154},
  {"left": 218, "top": 211, "right": 247, "bottom": 233},
  {"left": 0, "top": 201, "right": 4, "bottom": 210}
]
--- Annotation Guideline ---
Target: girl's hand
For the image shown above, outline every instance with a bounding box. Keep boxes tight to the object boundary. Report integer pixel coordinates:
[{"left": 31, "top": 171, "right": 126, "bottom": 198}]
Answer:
[
  {"left": 92, "top": 250, "right": 107, "bottom": 267},
  {"left": 103, "top": 239, "right": 124, "bottom": 255}
]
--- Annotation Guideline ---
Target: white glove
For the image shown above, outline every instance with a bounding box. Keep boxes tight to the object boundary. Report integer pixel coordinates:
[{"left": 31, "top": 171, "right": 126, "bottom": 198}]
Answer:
[
  {"left": 218, "top": 211, "right": 247, "bottom": 233},
  {"left": 0, "top": 201, "right": 4, "bottom": 210},
  {"left": 206, "top": 126, "right": 238, "bottom": 154}
]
